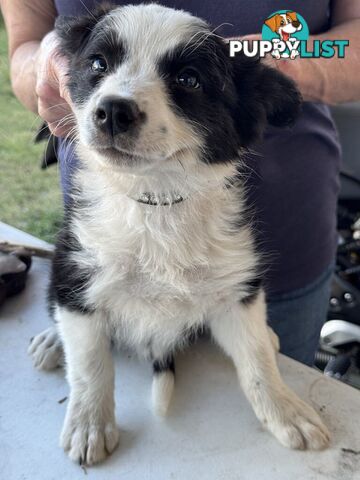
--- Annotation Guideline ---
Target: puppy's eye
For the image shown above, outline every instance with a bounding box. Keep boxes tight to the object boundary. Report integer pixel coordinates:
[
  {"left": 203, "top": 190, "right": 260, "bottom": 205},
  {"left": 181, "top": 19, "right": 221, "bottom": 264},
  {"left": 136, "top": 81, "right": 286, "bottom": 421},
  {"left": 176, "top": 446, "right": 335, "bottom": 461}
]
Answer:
[
  {"left": 280, "top": 19, "right": 285, "bottom": 26},
  {"left": 91, "top": 57, "right": 108, "bottom": 73},
  {"left": 176, "top": 69, "right": 201, "bottom": 89}
]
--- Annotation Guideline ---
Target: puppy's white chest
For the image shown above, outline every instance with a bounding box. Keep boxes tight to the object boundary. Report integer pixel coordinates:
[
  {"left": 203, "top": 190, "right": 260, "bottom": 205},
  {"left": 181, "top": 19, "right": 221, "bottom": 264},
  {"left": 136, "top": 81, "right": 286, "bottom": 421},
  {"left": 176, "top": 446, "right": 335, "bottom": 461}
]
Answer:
[
  {"left": 86, "top": 256, "right": 212, "bottom": 353},
  {"left": 89, "top": 254, "right": 213, "bottom": 317},
  {"left": 73, "top": 181, "right": 258, "bottom": 351}
]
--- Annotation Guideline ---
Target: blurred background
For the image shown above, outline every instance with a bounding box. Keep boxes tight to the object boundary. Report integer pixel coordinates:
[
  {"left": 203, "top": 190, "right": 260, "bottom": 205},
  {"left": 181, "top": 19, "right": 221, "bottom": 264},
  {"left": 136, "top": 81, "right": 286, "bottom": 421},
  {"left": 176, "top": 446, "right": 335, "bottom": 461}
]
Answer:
[{"left": 0, "top": 14, "right": 62, "bottom": 243}]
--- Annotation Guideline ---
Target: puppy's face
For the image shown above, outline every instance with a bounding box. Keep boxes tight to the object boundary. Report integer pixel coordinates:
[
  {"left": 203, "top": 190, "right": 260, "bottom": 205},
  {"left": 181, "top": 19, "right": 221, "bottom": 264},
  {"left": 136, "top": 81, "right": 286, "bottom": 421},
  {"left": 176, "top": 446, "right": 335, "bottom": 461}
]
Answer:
[
  {"left": 265, "top": 12, "right": 302, "bottom": 38},
  {"left": 278, "top": 13, "right": 301, "bottom": 35},
  {"left": 57, "top": 4, "right": 301, "bottom": 172}
]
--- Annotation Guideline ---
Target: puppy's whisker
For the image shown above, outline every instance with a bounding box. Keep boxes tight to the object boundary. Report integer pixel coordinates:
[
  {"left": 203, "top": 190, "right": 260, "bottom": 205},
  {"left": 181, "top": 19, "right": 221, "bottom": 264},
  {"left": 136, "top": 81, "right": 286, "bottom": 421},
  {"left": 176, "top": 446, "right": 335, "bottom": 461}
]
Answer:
[{"left": 184, "top": 23, "right": 234, "bottom": 56}]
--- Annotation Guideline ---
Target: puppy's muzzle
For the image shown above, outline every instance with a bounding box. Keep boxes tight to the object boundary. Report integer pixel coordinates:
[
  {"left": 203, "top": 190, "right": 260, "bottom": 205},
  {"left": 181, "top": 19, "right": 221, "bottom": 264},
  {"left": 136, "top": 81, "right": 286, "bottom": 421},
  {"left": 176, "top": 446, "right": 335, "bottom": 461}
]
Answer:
[{"left": 94, "top": 96, "right": 145, "bottom": 137}]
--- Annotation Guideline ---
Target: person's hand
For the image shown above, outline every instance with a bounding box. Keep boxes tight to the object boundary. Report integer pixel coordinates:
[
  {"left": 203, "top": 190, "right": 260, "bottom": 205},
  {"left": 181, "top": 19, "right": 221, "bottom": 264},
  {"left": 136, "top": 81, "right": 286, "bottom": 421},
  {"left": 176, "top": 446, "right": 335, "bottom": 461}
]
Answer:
[{"left": 35, "top": 31, "right": 75, "bottom": 137}]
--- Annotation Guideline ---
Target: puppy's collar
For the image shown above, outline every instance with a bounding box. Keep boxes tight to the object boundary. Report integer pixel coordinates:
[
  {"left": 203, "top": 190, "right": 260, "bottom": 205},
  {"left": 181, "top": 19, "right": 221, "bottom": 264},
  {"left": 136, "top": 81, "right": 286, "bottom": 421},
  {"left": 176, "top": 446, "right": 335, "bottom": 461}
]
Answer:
[{"left": 133, "top": 192, "right": 185, "bottom": 206}]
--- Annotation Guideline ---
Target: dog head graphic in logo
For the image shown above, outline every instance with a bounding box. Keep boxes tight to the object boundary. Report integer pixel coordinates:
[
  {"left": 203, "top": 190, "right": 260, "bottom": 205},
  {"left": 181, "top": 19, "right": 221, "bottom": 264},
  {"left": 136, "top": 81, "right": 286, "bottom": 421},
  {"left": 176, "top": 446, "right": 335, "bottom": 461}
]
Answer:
[{"left": 264, "top": 11, "right": 303, "bottom": 59}]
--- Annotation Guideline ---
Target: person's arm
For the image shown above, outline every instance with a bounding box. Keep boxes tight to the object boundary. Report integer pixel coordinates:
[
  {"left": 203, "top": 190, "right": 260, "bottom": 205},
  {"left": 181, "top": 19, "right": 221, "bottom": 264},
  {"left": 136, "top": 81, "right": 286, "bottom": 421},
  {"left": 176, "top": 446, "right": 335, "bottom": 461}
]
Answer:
[
  {"left": 1, "top": 0, "right": 73, "bottom": 136},
  {"left": 281, "top": 0, "right": 360, "bottom": 105},
  {"left": 1, "top": 0, "right": 56, "bottom": 112},
  {"left": 243, "top": 0, "right": 360, "bottom": 105}
]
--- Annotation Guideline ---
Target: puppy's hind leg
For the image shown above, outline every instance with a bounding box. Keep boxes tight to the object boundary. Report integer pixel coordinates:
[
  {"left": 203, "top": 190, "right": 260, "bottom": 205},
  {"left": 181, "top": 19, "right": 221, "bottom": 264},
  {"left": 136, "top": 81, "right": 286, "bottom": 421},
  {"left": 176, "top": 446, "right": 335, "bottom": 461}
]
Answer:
[
  {"left": 152, "top": 355, "right": 175, "bottom": 416},
  {"left": 210, "top": 291, "right": 330, "bottom": 450},
  {"left": 28, "top": 326, "right": 64, "bottom": 370}
]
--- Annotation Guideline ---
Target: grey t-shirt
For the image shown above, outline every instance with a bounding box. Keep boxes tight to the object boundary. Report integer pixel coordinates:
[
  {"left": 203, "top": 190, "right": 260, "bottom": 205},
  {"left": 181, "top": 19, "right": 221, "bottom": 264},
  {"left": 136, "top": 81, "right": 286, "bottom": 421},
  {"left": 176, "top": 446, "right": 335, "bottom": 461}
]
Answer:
[{"left": 55, "top": 0, "right": 341, "bottom": 296}]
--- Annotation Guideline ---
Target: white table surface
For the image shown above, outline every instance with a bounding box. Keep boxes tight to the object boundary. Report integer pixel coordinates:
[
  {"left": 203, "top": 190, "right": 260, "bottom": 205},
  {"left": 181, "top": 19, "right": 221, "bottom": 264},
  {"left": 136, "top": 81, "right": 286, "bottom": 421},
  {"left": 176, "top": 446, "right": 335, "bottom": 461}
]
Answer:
[{"left": 1, "top": 222, "right": 360, "bottom": 480}]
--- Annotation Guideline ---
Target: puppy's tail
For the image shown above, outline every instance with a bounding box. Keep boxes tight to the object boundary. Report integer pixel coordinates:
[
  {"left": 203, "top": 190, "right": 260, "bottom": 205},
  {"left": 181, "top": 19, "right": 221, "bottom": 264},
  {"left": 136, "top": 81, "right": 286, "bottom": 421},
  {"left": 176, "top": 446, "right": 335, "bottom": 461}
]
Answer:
[{"left": 152, "top": 356, "right": 175, "bottom": 417}]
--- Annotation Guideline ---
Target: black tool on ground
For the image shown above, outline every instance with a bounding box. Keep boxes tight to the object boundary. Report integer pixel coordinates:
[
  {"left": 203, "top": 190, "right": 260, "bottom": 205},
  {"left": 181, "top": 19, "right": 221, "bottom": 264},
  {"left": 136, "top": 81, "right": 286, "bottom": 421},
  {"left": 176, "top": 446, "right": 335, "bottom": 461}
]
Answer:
[
  {"left": 315, "top": 169, "right": 360, "bottom": 388},
  {"left": 0, "top": 241, "right": 53, "bottom": 308},
  {"left": 0, "top": 252, "right": 32, "bottom": 307},
  {"left": 324, "top": 353, "right": 352, "bottom": 379}
]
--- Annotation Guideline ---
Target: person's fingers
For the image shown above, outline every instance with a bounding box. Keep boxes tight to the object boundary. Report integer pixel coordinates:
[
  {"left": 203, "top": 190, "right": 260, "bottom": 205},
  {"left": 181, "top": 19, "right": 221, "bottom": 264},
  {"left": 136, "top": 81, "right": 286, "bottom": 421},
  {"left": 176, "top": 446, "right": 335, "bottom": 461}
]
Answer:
[
  {"left": 35, "top": 31, "right": 75, "bottom": 137},
  {"left": 38, "top": 97, "right": 71, "bottom": 124},
  {"left": 35, "top": 78, "right": 59, "bottom": 104},
  {"left": 47, "top": 120, "right": 74, "bottom": 138},
  {"left": 261, "top": 54, "right": 279, "bottom": 69},
  {"left": 47, "top": 114, "right": 74, "bottom": 137},
  {"left": 38, "top": 93, "right": 75, "bottom": 137},
  {"left": 37, "top": 51, "right": 72, "bottom": 107},
  {"left": 59, "top": 80, "right": 72, "bottom": 106},
  {"left": 52, "top": 53, "right": 73, "bottom": 106}
]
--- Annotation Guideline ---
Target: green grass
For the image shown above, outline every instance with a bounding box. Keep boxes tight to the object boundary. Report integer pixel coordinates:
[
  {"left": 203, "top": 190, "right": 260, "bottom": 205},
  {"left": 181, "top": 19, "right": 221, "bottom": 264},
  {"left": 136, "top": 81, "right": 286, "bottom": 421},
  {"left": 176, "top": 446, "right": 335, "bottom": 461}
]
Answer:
[{"left": 0, "top": 19, "right": 62, "bottom": 243}]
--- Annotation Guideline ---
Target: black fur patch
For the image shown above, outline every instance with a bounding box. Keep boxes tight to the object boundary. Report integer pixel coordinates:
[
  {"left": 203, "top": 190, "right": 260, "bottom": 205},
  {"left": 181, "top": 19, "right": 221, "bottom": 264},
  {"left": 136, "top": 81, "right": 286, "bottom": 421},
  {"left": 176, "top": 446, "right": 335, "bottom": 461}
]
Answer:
[
  {"left": 240, "top": 277, "right": 262, "bottom": 306},
  {"left": 230, "top": 53, "right": 301, "bottom": 146},
  {"left": 158, "top": 37, "right": 301, "bottom": 163},
  {"left": 55, "top": 3, "right": 116, "bottom": 55},
  {"left": 153, "top": 355, "right": 175, "bottom": 375},
  {"left": 48, "top": 201, "right": 96, "bottom": 316},
  {"left": 158, "top": 39, "right": 240, "bottom": 164},
  {"left": 55, "top": 4, "right": 125, "bottom": 104}
]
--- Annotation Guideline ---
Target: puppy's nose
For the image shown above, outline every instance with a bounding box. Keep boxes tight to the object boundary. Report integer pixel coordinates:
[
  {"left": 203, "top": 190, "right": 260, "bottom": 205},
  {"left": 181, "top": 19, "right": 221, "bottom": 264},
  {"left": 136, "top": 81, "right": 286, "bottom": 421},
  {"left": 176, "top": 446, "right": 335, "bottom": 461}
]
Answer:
[
  {"left": 94, "top": 97, "right": 143, "bottom": 136},
  {"left": 292, "top": 20, "right": 300, "bottom": 28}
]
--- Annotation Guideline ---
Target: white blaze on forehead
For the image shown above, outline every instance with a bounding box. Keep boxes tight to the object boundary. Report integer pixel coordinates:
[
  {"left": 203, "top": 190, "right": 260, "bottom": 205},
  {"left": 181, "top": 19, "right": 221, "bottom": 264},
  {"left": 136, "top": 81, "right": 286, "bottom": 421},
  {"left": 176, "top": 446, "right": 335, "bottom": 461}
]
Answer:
[
  {"left": 104, "top": 4, "right": 208, "bottom": 63},
  {"left": 280, "top": 14, "right": 288, "bottom": 24}
]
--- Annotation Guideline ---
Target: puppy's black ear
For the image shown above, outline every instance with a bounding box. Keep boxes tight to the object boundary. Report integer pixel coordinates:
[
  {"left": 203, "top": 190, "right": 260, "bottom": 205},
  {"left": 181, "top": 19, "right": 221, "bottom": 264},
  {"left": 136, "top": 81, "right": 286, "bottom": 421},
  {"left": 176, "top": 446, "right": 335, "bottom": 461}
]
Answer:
[
  {"left": 256, "top": 63, "right": 302, "bottom": 127},
  {"left": 231, "top": 53, "right": 302, "bottom": 147},
  {"left": 55, "top": 3, "right": 116, "bottom": 55}
]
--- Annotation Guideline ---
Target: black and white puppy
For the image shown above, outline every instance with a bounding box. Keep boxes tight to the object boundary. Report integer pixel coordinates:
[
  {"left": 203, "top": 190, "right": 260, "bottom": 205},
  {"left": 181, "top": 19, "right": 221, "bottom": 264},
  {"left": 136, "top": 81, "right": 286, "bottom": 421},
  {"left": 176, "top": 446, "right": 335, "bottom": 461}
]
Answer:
[{"left": 28, "top": 3, "right": 330, "bottom": 465}]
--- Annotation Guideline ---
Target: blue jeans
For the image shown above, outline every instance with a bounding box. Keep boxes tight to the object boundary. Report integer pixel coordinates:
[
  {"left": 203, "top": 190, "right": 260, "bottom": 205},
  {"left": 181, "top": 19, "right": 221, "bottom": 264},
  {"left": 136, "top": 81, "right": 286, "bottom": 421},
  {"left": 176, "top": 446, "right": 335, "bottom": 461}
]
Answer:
[{"left": 267, "top": 264, "right": 334, "bottom": 366}]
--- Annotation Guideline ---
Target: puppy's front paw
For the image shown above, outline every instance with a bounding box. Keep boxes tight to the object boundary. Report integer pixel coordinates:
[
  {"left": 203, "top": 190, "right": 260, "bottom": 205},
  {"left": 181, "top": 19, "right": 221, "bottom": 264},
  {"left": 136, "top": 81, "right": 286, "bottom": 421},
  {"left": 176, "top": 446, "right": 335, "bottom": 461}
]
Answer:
[
  {"left": 60, "top": 402, "right": 119, "bottom": 465},
  {"left": 265, "top": 391, "right": 330, "bottom": 450}
]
